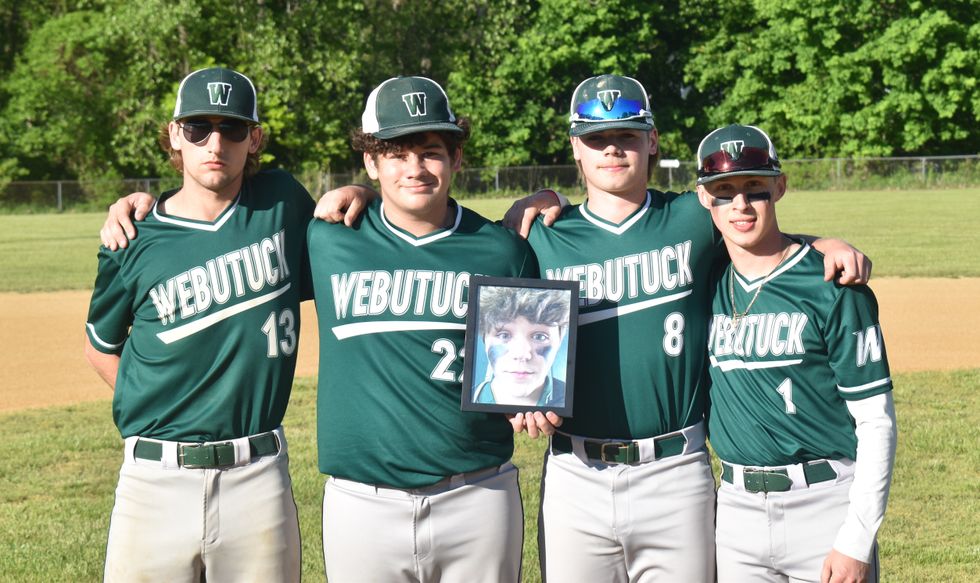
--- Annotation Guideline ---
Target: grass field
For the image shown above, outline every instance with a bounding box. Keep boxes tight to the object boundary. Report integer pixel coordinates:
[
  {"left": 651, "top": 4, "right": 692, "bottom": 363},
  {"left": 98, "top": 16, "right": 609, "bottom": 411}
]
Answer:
[
  {"left": 1, "top": 371, "right": 977, "bottom": 582},
  {"left": 1, "top": 190, "right": 978, "bottom": 581},
  {"left": 1, "top": 188, "right": 978, "bottom": 292}
]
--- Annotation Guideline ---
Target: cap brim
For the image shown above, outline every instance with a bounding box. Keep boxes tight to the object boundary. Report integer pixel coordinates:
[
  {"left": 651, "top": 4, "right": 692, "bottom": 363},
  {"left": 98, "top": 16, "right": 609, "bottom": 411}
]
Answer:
[
  {"left": 373, "top": 122, "right": 464, "bottom": 139},
  {"left": 569, "top": 119, "right": 653, "bottom": 137},
  {"left": 697, "top": 168, "right": 782, "bottom": 185},
  {"left": 175, "top": 110, "right": 258, "bottom": 123}
]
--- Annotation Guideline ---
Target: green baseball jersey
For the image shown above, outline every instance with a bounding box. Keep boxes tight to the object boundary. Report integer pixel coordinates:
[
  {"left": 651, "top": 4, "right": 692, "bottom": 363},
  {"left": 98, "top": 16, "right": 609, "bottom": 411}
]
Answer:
[
  {"left": 309, "top": 198, "right": 538, "bottom": 488},
  {"left": 706, "top": 243, "right": 893, "bottom": 467},
  {"left": 85, "top": 169, "right": 314, "bottom": 442},
  {"left": 528, "top": 190, "right": 724, "bottom": 439}
]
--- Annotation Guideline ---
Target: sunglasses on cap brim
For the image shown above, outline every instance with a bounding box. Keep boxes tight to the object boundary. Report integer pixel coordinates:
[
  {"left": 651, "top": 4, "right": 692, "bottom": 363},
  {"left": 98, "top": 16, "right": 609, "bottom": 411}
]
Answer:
[
  {"left": 178, "top": 118, "right": 253, "bottom": 145},
  {"left": 698, "top": 146, "right": 779, "bottom": 177},
  {"left": 573, "top": 98, "right": 651, "bottom": 122}
]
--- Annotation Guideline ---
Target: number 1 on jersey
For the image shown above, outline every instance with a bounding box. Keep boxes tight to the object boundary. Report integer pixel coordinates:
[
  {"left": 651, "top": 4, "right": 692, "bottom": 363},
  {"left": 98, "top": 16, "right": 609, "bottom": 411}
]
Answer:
[{"left": 776, "top": 378, "right": 797, "bottom": 414}]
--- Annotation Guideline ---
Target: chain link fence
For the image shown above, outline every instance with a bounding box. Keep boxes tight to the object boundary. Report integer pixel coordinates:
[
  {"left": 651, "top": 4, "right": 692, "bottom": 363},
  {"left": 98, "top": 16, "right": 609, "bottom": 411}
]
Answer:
[{"left": 2, "top": 155, "right": 977, "bottom": 212}]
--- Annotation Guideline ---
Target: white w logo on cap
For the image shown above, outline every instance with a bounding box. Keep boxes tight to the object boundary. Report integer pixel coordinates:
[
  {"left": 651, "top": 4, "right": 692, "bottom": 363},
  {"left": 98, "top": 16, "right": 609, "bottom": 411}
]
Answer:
[
  {"left": 597, "top": 90, "right": 621, "bottom": 111},
  {"left": 402, "top": 92, "right": 427, "bottom": 117},
  {"left": 207, "top": 82, "right": 233, "bottom": 106},
  {"left": 720, "top": 140, "right": 745, "bottom": 159}
]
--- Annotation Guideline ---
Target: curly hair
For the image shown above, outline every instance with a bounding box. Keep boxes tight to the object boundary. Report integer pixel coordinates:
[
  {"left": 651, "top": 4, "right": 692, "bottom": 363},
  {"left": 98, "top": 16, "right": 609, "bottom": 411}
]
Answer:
[
  {"left": 351, "top": 117, "right": 471, "bottom": 161},
  {"left": 479, "top": 286, "right": 570, "bottom": 336},
  {"left": 158, "top": 121, "right": 266, "bottom": 177}
]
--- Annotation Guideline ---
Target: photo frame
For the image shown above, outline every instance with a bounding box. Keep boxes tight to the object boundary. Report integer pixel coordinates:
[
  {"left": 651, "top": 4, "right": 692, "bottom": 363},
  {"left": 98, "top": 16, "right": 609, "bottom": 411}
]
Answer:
[{"left": 461, "top": 276, "right": 579, "bottom": 417}]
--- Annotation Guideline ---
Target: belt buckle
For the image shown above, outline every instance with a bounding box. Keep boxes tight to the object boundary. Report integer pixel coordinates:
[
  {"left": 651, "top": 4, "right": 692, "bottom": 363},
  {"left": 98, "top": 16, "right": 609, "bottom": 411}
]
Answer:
[
  {"left": 179, "top": 442, "right": 234, "bottom": 469},
  {"left": 599, "top": 441, "right": 639, "bottom": 465}
]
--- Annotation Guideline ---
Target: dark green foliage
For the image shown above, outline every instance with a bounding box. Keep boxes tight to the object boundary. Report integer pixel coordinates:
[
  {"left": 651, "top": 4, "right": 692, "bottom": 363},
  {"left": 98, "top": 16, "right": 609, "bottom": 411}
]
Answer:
[
  {"left": 0, "top": 0, "right": 976, "bottom": 191},
  {"left": 686, "top": 0, "right": 979, "bottom": 157}
]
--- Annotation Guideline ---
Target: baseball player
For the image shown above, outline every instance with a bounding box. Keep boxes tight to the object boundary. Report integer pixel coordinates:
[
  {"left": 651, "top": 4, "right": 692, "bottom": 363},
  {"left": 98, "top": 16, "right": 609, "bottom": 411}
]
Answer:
[
  {"left": 316, "top": 74, "right": 874, "bottom": 583},
  {"left": 695, "top": 124, "right": 897, "bottom": 583},
  {"left": 308, "top": 76, "right": 540, "bottom": 582},
  {"left": 521, "top": 74, "right": 720, "bottom": 583},
  {"left": 84, "top": 67, "right": 312, "bottom": 582}
]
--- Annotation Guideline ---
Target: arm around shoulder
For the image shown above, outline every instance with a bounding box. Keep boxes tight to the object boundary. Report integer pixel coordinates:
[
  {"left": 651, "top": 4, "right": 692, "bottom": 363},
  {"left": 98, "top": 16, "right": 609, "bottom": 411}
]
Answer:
[
  {"left": 501, "top": 189, "right": 568, "bottom": 238},
  {"left": 100, "top": 192, "right": 158, "bottom": 250},
  {"left": 801, "top": 235, "right": 872, "bottom": 285},
  {"left": 314, "top": 184, "right": 379, "bottom": 226}
]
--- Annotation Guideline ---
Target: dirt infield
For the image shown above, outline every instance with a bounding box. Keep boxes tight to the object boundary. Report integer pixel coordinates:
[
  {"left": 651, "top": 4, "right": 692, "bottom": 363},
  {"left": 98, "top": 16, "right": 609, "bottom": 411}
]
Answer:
[{"left": 2, "top": 278, "right": 978, "bottom": 412}]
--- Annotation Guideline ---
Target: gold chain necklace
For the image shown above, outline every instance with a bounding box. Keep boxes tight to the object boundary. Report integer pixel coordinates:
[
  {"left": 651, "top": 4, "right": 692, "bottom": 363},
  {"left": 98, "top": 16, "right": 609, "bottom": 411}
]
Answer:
[{"left": 729, "top": 242, "right": 793, "bottom": 328}]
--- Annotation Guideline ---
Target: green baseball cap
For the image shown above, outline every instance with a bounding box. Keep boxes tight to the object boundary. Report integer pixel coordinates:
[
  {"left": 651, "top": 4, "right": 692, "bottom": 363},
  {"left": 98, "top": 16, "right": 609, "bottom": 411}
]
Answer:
[
  {"left": 696, "top": 124, "right": 782, "bottom": 185},
  {"left": 568, "top": 74, "right": 655, "bottom": 137},
  {"left": 173, "top": 67, "right": 259, "bottom": 123},
  {"left": 361, "top": 76, "right": 463, "bottom": 139}
]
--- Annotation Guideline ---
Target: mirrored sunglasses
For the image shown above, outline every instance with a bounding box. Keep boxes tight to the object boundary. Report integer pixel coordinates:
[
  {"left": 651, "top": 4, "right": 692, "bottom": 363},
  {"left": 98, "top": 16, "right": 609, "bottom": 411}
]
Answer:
[
  {"left": 179, "top": 119, "right": 252, "bottom": 144},
  {"left": 699, "top": 146, "right": 777, "bottom": 176},
  {"left": 709, "top": 191, "right": 772, "bottom": 206},
  {"left": 574, "top": 98, "right": 649, "bottom": 122}
]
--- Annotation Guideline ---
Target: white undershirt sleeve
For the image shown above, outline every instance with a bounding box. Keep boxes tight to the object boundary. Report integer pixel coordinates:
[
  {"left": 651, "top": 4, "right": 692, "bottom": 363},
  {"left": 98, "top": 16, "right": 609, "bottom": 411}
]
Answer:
[{"left": 834, "top": 392, "right": 897, "bottom": 562}]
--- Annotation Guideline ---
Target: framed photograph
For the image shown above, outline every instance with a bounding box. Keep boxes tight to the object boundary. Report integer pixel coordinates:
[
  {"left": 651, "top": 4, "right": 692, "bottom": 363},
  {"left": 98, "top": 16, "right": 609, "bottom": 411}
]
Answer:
[{"left": 461, "top": 276, "right": 579, "bottom": 417}]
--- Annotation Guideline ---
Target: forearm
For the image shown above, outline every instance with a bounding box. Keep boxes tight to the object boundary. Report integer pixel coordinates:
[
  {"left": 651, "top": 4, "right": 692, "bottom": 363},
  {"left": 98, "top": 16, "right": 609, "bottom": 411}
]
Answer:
[
  {"left": 834, "top": 392, "right": 897, "bottom": 561},
  {"left": 84, "top": 336, "right": 120, "bottom": 390}
]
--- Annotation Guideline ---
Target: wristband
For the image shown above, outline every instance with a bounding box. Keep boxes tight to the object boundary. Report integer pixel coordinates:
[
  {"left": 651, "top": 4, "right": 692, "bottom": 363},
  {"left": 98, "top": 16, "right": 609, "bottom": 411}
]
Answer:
[{"left": 538, "top": 189, "right": 569, "bottom": 208}]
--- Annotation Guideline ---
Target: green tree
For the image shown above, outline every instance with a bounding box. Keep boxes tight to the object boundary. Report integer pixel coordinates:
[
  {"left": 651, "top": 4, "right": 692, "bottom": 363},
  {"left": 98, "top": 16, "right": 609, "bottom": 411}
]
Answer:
[
  {"left": 685, "top": 0, "right": 979, "bottom": 157},
  {"left": 0, "top": 2, "right": 219, "bottom": 186},
  {"left": 237, "top": 0, "right": 487, "bottom": 174},
  {"left": 447, "top": 0, "right": 714, "bottom": 167},
  {"left": 0, "top": 0, "right": 495, "bottom": 182},
  {"left": 0, "top": 1, "right": 107, "bottom": 185}
]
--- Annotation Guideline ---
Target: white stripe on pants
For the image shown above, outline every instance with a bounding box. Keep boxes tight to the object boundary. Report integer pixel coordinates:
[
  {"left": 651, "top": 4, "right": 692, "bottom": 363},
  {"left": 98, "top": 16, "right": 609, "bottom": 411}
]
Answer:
[{"left": 323, "top": 463, "right": 523, "bottom": 583}]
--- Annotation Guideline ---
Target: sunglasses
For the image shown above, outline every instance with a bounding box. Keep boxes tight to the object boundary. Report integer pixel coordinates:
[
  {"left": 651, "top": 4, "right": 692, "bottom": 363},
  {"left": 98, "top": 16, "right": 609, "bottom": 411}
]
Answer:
[
  {"left": 699, "top": 146, "right": 777, "bottom": 176},
  {"left": 574, "top": 98, "right": 649, "bottom": 122},
  {"left": 709, "top": 191, "right": 772, "bottom": 206},
  {"left": 178, "top": 119, "right": 252, "bottom": 145}
]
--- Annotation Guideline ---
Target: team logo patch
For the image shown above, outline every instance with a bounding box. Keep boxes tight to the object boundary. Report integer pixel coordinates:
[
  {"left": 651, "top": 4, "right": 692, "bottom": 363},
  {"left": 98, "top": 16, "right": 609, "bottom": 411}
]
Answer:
[
  {"left": 855, "top": 325, "right": 884, "bottom": 367},
  {"left": 207, "top": 82, "right": 233, "bottom": 106},
  {"left": 597, "top": 89, "right": 621, "bottom": 111},
  {"left": 720, "top": 140, "right": 745, "bottom": 160},
  {"left": 402, "top": 92, "right": 427, "bottom": 117}
]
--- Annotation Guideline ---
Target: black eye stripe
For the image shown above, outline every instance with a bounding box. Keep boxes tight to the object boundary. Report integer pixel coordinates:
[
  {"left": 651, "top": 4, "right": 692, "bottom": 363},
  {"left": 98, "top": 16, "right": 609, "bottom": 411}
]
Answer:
[{"left": 710, "top": 191, "right": 772, "bottom": 206}]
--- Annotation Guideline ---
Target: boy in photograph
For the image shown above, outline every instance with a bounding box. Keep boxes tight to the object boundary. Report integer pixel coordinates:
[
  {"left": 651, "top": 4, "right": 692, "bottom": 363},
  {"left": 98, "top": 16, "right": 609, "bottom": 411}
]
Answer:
[
  {"left": 307, "top": 76, "right": 538, "bottom": 583},
  {"left": 84, "top": 67, "right": 310, "bottom": 582},
  {"left": 695, "top": 124, "right": 897, "bottom": 583},
  {"left": 472, "top": 286, "right": 570, "bottom": 408}
]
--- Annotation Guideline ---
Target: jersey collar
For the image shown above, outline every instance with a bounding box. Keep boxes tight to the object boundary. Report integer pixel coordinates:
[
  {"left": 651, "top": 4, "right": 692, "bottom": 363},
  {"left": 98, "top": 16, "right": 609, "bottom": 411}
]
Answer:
[
  {"left": 379, "top": 200, "right": 462, "bottom": 247},
  {"left": 578, "top": 191, "right": 651, "bottom": 235},
  {"left": 151, "top": 189, "right": 242, "bottom": 232},
  {"left": 732, "top": 242, "right": 811, "bottom": 292}
]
